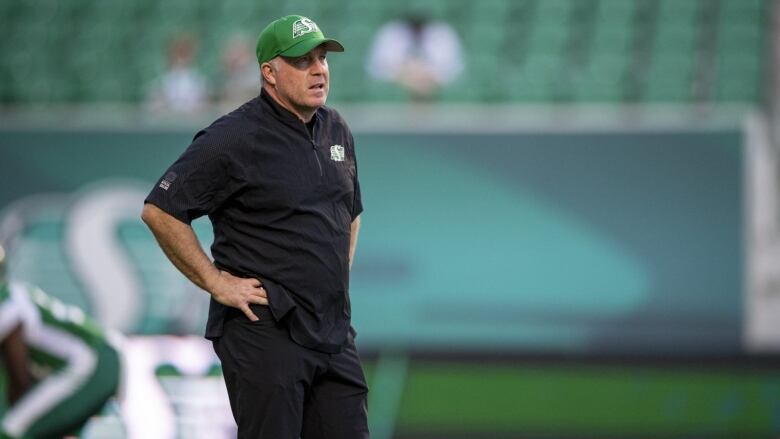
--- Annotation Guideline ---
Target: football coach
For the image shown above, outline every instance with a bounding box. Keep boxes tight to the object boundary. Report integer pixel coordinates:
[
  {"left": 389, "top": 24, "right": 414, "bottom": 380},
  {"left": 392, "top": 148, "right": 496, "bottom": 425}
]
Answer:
[{"left": 142, "top": 14, "right": 368, "bottom": 438}]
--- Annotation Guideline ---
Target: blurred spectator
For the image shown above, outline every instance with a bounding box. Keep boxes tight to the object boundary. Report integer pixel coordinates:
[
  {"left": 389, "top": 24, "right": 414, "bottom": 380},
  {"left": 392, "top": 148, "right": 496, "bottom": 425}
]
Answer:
[
  {"left": 217, "top": 34, "right": 261, "bottom": 111},
  {"left": 366, "top": 13, "right": 464, "bottom": 101},
  {"left": 146, "top": 33, "right": 209, "bottom": 114}
]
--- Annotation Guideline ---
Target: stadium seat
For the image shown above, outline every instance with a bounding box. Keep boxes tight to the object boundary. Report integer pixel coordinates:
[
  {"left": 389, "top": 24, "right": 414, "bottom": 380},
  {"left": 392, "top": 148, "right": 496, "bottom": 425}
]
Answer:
[
  {"left": 573, "top": 52, "right": 628, "bottom": 102},
  {"left": 0, "top": 0, "right": 770, "bottom": 104}
]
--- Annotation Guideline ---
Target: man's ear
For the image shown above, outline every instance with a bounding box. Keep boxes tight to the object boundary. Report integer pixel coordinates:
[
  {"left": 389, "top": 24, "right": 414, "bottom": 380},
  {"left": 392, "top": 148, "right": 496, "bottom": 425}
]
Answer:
[{"left": 261, "top": 63, "right": 276, "bottom": 86}]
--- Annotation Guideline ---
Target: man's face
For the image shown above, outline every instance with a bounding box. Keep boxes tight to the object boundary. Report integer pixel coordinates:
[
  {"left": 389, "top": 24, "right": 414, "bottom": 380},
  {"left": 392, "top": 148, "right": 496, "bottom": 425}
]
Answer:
[{"left": 272, "top": 45, "right": 329, "bottom": 117}]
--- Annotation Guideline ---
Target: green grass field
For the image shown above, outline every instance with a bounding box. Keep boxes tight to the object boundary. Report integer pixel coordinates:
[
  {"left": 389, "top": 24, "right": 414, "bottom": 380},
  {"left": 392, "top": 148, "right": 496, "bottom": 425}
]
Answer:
[{"left": 364, "top": 357, "right": 780, "bottom": 439}]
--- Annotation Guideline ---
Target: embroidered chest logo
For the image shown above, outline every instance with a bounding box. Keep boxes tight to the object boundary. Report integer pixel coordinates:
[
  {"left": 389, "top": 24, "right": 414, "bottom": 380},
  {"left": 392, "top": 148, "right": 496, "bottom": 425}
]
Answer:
[
  {"left": 330, "top": 144, "right": 345, "bottom": 162},
  {"left": 292, "top": 18, "right": 318, "bottom": 38}
]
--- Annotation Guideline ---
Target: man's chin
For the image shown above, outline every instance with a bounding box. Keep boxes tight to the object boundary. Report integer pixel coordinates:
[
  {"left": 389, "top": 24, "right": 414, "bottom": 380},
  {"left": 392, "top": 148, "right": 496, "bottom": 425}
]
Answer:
[{"left": 306, "top": 95, "right": 328, "bottom": 108}]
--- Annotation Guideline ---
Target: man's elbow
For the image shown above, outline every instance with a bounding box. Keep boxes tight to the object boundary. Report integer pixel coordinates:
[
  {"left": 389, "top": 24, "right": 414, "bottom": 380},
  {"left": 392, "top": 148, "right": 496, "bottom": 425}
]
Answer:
[
  {"left": 142, "top": 204, "right": 187, "bottom": 232},
  {"left": 141, "top": 203, "right": 159, "bottom": 227}
]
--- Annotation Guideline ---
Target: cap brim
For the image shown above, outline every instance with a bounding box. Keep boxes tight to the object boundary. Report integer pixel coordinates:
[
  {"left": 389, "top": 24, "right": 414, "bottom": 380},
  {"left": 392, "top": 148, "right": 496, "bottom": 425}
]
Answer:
[{"left": 280, "top": 38, "right": 345, "bottom": 58}]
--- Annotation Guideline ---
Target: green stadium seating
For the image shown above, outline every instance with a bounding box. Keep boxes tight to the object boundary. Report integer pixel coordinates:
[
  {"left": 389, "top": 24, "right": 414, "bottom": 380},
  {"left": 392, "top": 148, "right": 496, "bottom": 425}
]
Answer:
[
  {"left": 654, "top": 23, "right": 698, "bottom": 53},
  {"left": 573, "top": 52, "right": 628, "bottom": 102},
  {"left": 0, "top": 0, "right": 769, "bottom": 104},
  {"left": 510, "top": 54, "right": 563, "bottom": 102},
  {"left": 657, "top": 0, "right": 700, "bottom": 25}
]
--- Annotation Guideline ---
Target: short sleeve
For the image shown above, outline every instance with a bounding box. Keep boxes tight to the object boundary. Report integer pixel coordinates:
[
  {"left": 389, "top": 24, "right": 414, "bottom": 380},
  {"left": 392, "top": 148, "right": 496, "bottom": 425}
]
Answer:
[{"left": 145, "top": 129, "right": 243, "bottom": 224}]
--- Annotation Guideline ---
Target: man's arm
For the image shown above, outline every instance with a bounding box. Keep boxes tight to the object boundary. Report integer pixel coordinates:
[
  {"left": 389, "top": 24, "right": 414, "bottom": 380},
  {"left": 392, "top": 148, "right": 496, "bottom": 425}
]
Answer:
[
  {"left": 1, "top": 324, "right": 32, "bottom": 404},
  {"left": 349, "top": 215, "right": 361, "bottom": 270},
  {"left": 141, "top": 203, "right": 268, "bottom": 321}
]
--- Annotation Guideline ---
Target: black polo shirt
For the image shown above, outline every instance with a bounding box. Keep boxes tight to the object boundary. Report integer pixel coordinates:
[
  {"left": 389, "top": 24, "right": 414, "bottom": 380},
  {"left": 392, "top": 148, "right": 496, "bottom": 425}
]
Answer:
[{"left": 145, "top": 89, "right": 362, "bottom": 353}]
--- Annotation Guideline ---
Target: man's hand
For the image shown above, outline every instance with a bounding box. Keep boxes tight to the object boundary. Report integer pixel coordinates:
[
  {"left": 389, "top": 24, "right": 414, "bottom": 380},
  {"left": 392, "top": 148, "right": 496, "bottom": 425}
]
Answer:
[{"left": 210, "top": 271, "right": 269, "bottom": 321}]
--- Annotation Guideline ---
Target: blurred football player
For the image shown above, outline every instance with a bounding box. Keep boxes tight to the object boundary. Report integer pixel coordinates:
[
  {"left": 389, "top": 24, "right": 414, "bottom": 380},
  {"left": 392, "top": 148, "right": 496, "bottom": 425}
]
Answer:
[{"left": 0, "top": 245, "right": 122, "bottom": 439}]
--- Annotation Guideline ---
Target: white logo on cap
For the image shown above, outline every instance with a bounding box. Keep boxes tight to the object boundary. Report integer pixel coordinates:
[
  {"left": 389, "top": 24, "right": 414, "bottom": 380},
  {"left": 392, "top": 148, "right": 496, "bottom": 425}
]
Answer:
[{"left": 292, "top": 18, "right": 319, "bottom": 38}]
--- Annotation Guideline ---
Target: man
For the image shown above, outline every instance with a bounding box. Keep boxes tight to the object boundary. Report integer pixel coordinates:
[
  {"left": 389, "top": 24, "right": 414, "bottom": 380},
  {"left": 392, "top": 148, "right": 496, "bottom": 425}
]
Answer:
[
  {"left": 142, "top": 14, "right": 368, "bottom": 439},
  {"left": 366, "top": 12, "right": 463, "bottom": 101},
  {"left": 0, "top": 245, "right": 122, "bottom": 439}
]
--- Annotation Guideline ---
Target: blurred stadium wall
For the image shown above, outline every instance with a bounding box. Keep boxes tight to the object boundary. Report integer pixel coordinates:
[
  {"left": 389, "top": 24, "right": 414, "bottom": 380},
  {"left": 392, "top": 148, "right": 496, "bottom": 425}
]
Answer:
[{"left": 1, "top": 0, "right": 780, "bottom": 438}]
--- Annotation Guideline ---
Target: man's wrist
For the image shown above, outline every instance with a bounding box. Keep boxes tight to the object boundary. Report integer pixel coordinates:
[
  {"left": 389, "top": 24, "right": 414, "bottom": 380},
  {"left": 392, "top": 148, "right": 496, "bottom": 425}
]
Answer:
[{"left": 202, "top": 267, "right": 224, "bottom": 295}]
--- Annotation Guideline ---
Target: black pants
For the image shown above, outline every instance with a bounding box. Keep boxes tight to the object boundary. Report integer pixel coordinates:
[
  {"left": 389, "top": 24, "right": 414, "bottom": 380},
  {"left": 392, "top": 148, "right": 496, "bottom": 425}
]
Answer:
[{"left": 213, "top": 305, "right": 370, "bottom": 439}]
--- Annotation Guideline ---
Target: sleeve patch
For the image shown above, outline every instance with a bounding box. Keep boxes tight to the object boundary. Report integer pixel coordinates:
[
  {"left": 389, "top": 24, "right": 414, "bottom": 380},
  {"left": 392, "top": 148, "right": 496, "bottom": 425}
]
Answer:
[{"left": 159, "top": 171, "right": 178, "bottom": 191}]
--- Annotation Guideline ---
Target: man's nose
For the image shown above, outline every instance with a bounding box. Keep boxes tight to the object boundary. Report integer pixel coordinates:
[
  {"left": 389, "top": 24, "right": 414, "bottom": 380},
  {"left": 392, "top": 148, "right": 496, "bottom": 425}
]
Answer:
[{"left": 310, "top": 58, "right": 326, "bottom": 74}]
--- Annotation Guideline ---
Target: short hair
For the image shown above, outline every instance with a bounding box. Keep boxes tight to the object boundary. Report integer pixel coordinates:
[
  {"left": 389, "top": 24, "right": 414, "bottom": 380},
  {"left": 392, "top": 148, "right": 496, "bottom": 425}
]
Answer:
[{"left": 260, "top": 57, "right": 281, "bottom": 87}]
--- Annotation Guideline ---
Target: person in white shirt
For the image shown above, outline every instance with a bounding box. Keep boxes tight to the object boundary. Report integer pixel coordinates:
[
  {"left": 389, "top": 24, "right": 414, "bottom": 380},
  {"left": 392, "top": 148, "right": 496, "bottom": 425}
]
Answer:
[{"left": 366, "top": 13, "right": 464, "bottom": 101}]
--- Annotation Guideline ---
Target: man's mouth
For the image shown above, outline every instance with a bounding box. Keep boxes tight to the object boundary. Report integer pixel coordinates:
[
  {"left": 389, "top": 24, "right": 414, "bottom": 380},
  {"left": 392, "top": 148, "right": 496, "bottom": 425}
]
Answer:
[{"left": 309, "top": 83, "right": 325, "bottom": 90}]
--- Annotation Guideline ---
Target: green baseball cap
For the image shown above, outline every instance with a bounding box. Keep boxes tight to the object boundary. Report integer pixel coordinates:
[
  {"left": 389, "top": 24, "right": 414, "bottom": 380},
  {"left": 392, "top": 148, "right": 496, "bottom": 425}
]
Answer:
[{"left": 256, "top": 15, "right": 344, "bottom": 64}]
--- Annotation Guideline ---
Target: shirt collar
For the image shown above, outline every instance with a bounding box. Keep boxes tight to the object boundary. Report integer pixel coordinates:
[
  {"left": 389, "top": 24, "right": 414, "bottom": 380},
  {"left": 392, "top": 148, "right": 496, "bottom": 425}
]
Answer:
[{"left": 260, "top": 88, "right": 320, "bottom": 127}]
